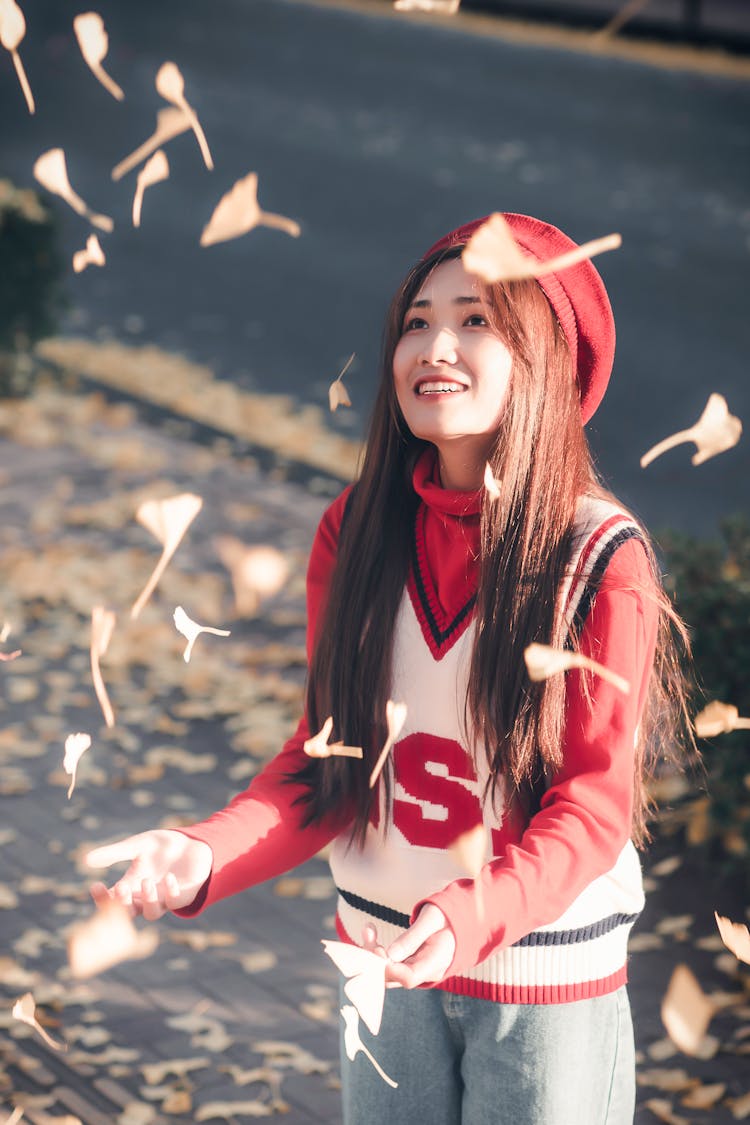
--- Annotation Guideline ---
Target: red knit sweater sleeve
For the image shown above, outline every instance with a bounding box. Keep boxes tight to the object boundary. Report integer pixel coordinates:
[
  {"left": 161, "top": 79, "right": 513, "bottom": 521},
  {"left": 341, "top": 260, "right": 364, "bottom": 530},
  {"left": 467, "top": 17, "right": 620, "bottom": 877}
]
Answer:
[
  {"left": 174, "top": 486, "right": 354, "bottom": 916},
  {"left": 419, "top": 536, "right": 659, "bottom": 976}
]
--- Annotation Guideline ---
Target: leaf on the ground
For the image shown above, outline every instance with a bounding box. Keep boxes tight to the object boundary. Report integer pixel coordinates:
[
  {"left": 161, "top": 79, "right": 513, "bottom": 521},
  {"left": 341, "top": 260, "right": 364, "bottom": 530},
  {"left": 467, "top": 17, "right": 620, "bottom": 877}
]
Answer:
[
  {"left": 33, "top": 149, "right": 113, "bottom": 231},
  {"left": 648, "top": 1037, "right": 678, "bottom": 1061},
  {"left": 694, "top": 700, "right": 750, "bottom": 738},
  {"left": 629, "top": 932, "right": 664, "bottom": 952},
  {"left": 91, "top": 606, "right": 116, "bottom": 728},
  {"left": 112, "top": 106, "right": 190, "bottom": 181},
  {"left": 323, "top": 941, "right": 387, "bottom": 1036},
  {"left": 680, "top": 1082, "right": 727, "bottom": 1109},
  {"left": 661, "top": 964, "right": 717, "bottom": 1057},
  {"left": 195, "top": 1101, "right": 273, "bottom": 1120},
  {"left": 156, "top": 62, "right": 212, "bottom": 170},
  {"left": 636, "top": 1067, "right": 695, "bottom": 1092},
  {"left": 463, "top": 212, "right": 620, "bottom": 284},
  {"left": 166, "top": 1011, "right": 232, "bottom": 1052},
  {"left": 394, "top": 0, "right": 460, "bottom": 12},
  {"left": 0, "top": 884, "right": 18, "bottom": 909},
  {"left": 11, "top": 993, "right": 65, "bottom": 1051},
  {"left": 655, "top": 915, "right": 694, "bottom": 938},
  {"left": 131, "top": 492, "right": 203, "bottom": 618},
  {"left": 72, "top": 233, "right": 106, "bottom": 274},
  {"left": 236, "top": 950, "right": 277, "bottom": 973},
  {"left": 644, "top": 1099, "right": 689, "bottom": 1125},
  {"left": 67, "top": 898, "right": 158, "bottom": 979},
  {"left": 141, "top": 1058, "right": 209, "bottom": 1086},
  {"left": 0, "top": 648, "right": 21, "bottom": 661},
  {"left": 117, "top": 1103, "right": 156, "bottom": 1125},
  {"left": 303, "top": 716, "right": 363, "bottom": 759},
  {"left": 650, "top": 856, "right": 683, "bottom": 878},
  {"left": 173, "top": 606, "right": 230, "bottom": 663},
  {"left": 340, "top": 1005, "right": 397, "bottom": 1088},
  {"left": 726, "top": 1091, "right": 750, "bottom": 1119},
  {"left": 483, "top": 462, "right": 501, "bottom": 500},
  {"left": 252, "top": 1040, "right": 330, "bottom": 1075},
  {"left": 273, "top": 877, "right": 304, "bottom": 898},
  {"left": 200, "top": 172, "right": 300, "bottom": 247},
  {"left": 215, "top": 538, "right": 289, "bottom": 616},
  {"left": 1, "top": 1107, "right": 24, "bottom": 1125},
  {"left": 145, "top": 746, "right": 216, "bottom": 773},
  {"left": 524, "top": 641, "right": 630, "bottom": 695},
  {"left": 167, "top": 930, "right": 236, "bottom": 952},
  {"left": 73, "top": 12, "right": 123, "bottom": 100},
  {"left": 328, "top": 353, "right": 355, "bottom": 412},
  {"left": 0, "top": 0, "right": 34, "bottom": 113},
  {"left": 641, "top": 394, "right": 742, "bottom": 469},
  {"left": 715, "top": 911, "right": 750, "bottom": 965},
  {"left": 369, "top": 699, "right": 407, "bottom": 788},
  {"left": 63, "top": 732, "right": 91, "bottom": 799},
  {"left": 132, "top": 150, "right": 169, "bottom": 228}
]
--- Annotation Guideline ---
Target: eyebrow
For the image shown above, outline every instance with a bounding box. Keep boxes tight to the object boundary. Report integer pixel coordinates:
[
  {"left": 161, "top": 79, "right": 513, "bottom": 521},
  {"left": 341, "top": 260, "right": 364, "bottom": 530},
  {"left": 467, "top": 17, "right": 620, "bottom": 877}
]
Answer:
[{"left": 408, "top": 295, "right": 481, "bottom": 309}]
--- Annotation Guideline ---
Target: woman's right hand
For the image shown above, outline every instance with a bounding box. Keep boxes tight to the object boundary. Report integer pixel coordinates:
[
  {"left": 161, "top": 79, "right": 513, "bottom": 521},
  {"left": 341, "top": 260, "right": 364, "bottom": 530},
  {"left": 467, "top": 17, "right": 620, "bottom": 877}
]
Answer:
[{"left": 85, "top": 830, "right": 213, "bottom": 921}]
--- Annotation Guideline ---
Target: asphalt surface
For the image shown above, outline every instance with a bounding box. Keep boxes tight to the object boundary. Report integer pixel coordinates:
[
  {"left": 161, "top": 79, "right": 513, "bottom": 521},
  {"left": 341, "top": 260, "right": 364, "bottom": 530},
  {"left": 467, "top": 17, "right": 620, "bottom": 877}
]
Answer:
[{"left": 0, "top": 0, "right": 748, "bottom": 538}]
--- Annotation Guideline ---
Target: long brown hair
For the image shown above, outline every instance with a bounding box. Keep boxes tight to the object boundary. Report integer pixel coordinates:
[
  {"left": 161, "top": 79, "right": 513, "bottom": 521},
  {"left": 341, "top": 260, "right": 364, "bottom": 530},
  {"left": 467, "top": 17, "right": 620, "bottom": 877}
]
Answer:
[{"left": 292, "top": 247, "right": 694, "bottom": 846}]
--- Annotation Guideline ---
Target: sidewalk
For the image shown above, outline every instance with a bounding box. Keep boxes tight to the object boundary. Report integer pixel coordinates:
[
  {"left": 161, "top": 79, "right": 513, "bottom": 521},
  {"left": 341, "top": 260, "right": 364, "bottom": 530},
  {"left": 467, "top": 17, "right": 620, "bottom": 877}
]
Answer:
[{"left": 0, "top": 364, "right": 747, "bottom": 1124}]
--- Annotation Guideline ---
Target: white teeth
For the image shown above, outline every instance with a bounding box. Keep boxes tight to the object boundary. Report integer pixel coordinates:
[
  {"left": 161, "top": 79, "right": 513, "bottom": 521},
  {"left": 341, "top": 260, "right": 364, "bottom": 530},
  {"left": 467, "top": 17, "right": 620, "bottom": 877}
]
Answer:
[{"left": 417, "top": 382, "right": 465, "bottom": 395}]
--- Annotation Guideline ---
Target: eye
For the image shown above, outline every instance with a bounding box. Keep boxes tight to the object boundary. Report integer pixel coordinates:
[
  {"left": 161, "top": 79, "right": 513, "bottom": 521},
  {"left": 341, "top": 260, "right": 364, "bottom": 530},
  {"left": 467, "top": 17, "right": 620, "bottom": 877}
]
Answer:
[
  {"left": 403, "top": 315, "right": 428, "bottom": 332},
  {"left": 464, "top": 313, "right": 488, "bottom": 327}
]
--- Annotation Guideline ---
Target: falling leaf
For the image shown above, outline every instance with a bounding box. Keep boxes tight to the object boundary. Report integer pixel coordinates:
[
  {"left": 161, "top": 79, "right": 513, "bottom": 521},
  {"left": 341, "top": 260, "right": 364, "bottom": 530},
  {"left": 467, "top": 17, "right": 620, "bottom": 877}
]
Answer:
[
  {"left": 340, "top": 1005, "right": 397, "bottom": 1088},
  {"left": 0, "top": 648, "right": 21, "bottom": 662},
  {"left": 715, "top": 911, "right": 750, "bottom": 965},
  {"left": 155, "top": 61, "right": 212, "bottom": 170},
  {"left": 67, "top": 897, "right": 158, "bottom": 979},
  {"left": 650, "top": 856, "right": 683, "bottom": 878},
  {"left": 483, "top": 462, "right": 501, "bottom": 500},
  {"left": 393, "top": 0, "right": 460, "bottom": 11},
  {"left": 214, "top": 538, "right": 288, "bottom": 616},
  {"left": 63, "top": 732, "right": 91, "bottom": 798},
  {"left": 2, "top": 1109, "right": 24, "bottom": 1125},
  {"left": 132, "top": 149, "right": 169, "bottom": 228},
  {"left": 644, "top": 1099, "right": 690, "bottom": 1125},
  {"left": 112, "top": 106, "right": 190, "bottom": 181},
  {"left": 597, "top": 0, "right": 654, "bottom": 38},
  {"left": 73, "top": 12, "right": 124, "bottom": 101},
  {"left": 328, "top": 353, "right": 355, "bottom": 413},
  {"left": 173, "top": 605, "right": 230, "bottom": 663},
  {"left": 641, "top": 394, "right": 742, "bottom": 468},
  {"left": 72, "top": 233, "right": 106, "bottom": 274},
  {"left": 323, "top": 941, "right": 387, "bottom": 1036},
  {"left": 726, "top": 1092, "right": 750, "bottom": 1120},
  {"left": 450, "top": 823, "right": 487, "bottom": 921},
  {"left": 462, "top": 212, "right": 621, "bottom": 284},
  {"left": 0, "top": 0, "right": 34, "bottom": 113},
  {"left": 131, "top": 492, "right": 202, "bottom": 618},
  {"left": 11, "top": 992, "right": 65, "bottom": 1051},
  {"left": 661, "top": 964, "right": 716, "bottom": 1057},
  {"left": 680, "top": 1082, "right": 727, "bottom": 1109},
  {"left": 303, "top": 716, "right": 363, "bottom": 759},
  {"left": 200, "top": 172, "right": 300, "bottom": 247},
  {"left": 90, "top": 606, "right": 116, "bottom": 728},
  {"left": 694, "top": 700, "right": 750, "bottom": 738},
  {"left": 33, "top": 148, "right": 113, "bottom": 231},
  {"left": 369, "top": 700, "right": 407, "bottom": 788},
  {"left": 524, "top": 642, "right": 630, "bottom": 695}
]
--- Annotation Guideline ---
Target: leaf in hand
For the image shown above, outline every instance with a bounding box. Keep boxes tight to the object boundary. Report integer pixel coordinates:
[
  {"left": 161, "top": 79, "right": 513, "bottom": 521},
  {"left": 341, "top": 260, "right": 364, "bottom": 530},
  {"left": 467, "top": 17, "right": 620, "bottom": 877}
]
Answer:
[
  {"left": 304, "top": 717, "right": 363, "bottom": 759},
  {"left": 369, "top": 700, "right": 407, "bottom": 788},
  {"left": 63, "top": 732, "right": 91, "bottom": 798},
  {"left": 72, "top": 233, "right": 106, "bottom": 274},
  {"left": 660, "top": 964, "right": 717, "bottom": 1058},
  {"left": 322, "top": 940, "right": 387, "bottom": 1035},
  {"left": 693, "top": 700, "right": 750, "bottom": 738},
  {"left": 641, "top": 393, "right": 742, "bottom": 468},
  {"left": 33, "top": 148, "right": 113, "bottom": 231},
  {"left": 714, "top": 911, "right": 750, "bottom": 965},
  {"left": 328, "top": 353, "right": 355, "bottom": 413},
  {"left": 132, "top": 150, "right": 169, "bottom": 228},
  {"left": 0, "top": 0, "right": 34, "bottom": 113},
  {"left": 155, "top": 61, "right": 213, "bottom": 170},
  {"left": 463, "top": 212, "right": 620, "bottom": 284},
  {"left": 340, "top": 1005, "right": 397, "bottom": 1088},
  {"left": 73, "top": 12, "right": 124, "bottom": 101},
  {"left": 131, "top": 492, "right": 202, "bottom": 619},
  {"left": 12, "top": 992, "right": 65, "bottom": 1051},
  {"left": 68, "top": 897, "right": 159, "bottom": 979},
  {"left": 214, "top": 538, "right": 288, "bottom": 616},
  {"left": 173, "top": 605, "right": 230, "bottom": 663},
  {"left": 112, "top": 106, "right": 190, "bottom": 181},
  {"left": 90, "top": 605, "right": 116, "bottom": 727},
  {"left": 200, "top": 172, "right": 301, "bottom": 247},
  {"left": 524, "top": 641, "right": 630, "bottom": 696}
]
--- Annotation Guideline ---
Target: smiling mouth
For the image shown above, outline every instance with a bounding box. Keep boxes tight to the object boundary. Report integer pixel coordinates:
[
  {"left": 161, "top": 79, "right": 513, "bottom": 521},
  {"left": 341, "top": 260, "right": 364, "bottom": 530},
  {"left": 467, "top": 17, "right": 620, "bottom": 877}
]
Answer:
[{"left": 415, "top": 382, "right": 467, "bottom": 396}]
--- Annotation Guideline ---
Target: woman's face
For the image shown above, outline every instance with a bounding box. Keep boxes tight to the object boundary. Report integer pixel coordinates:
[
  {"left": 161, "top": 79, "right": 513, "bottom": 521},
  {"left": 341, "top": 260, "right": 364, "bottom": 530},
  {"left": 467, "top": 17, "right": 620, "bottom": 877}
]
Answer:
[{"left": 393, "top": 257, "right": 513, "bottom": 482}]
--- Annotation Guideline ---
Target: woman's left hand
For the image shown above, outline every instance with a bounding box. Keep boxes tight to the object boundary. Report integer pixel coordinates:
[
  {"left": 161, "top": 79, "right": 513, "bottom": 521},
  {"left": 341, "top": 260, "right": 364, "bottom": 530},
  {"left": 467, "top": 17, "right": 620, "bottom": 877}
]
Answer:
[{"left": 381, "top": 904, "right": 456, "bottom": 988}]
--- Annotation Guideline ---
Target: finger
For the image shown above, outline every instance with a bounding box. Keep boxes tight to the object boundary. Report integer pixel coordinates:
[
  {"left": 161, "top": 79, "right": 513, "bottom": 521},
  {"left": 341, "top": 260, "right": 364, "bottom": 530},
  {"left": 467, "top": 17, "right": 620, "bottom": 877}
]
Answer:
[
  {"left": 387, "top": 912, "right": 442, "bottom": 964},
  {"left": 163, "top": 872, "right": 184, "bottom": 912},
  {"left": 86, "top": 837, "right": 143, "bottom": 869},
  {"left": 89, "top": 881, "right": 113, "bottom": 906},
  {"left": 362, "top": 923, "right": 379, "bottom": 950},
  {"left": 140, "top": 878, "right": 165, "bottom": 922}
]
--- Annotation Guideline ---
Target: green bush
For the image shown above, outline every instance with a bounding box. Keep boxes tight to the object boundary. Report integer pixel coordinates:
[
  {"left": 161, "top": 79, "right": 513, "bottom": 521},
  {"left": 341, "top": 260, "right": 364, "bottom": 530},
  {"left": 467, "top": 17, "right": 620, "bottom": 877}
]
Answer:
[
  {"left": 0, "top": 179, "right": 65, "bottom": 396},
  {"left": 659, "top": 515, "right": 750, "bottom": 884}
]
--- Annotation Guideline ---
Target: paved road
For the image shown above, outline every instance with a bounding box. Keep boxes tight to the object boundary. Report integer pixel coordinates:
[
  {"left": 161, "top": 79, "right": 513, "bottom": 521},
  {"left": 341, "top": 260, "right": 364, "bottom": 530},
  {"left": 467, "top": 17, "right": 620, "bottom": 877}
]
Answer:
[{"left": 1, "top": 0, "right": 748, "bottom": 538}]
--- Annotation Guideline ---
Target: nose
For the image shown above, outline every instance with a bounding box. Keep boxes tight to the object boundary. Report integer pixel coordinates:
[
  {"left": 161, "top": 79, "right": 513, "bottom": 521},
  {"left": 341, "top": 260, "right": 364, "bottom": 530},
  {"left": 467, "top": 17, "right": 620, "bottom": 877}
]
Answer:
[{"left": 418, "top": 326, "right": 458, "bottom": 367}]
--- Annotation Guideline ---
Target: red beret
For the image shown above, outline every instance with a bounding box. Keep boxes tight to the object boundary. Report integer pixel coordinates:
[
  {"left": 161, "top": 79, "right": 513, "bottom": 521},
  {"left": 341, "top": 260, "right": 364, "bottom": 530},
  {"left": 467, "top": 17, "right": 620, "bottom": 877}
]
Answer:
[{"left": 422, "top": 213, "right": 616, "bottom": 423}]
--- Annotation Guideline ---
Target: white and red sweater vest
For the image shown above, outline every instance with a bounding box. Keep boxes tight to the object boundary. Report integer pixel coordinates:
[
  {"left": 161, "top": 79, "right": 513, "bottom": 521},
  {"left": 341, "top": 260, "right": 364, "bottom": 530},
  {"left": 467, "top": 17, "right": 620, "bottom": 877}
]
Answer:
[{"left": 180, "top": 452, "right": 658, "bottom": 1005}]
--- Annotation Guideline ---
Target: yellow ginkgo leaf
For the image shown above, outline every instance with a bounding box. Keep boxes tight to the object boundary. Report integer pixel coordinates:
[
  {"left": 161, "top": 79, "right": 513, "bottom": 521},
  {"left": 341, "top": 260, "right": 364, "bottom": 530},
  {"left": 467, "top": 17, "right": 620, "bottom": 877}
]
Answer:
[
  {"left": 641, "top": 394, "right": 742, "bottom": 469},
  {"left": 369, "top": 700, "right": 407, "bottom": 788},
  {"left": 0, "top": 0, "right": 34, "bottom": 113},
  {"left": 90, "top": 605, "right": 116, "bottom": 728},
  {"left": 73, "top": 11, "right": 124, "bottom": 101},
  {"left": 155, "top": 61, "right": 212, "bottom": 170},
  {"left": 340, "top": 1005, "right": 397, "bottom": 1087},
  {"left": 131, "top": 493, "right": 203, "bottom": 619},
  {"left": 693, "top": 700, "right": 750, "bottom": 738},
  {"left": 463, "top": 212, "right": 620, "bottom": 284},
  {"left": 200, "top": 172, "right": 301, "bottom": 247},
  {"left": 12, "top": 992, "right": 65, "bottom": 1051},
  {"left": 714, "top": 911, "right": 750, "bottom": 965},
  {"left": 33, "top": 148, "right": 113, "bottom": 231},
  {"left": 214, "top": 537, "right": 289, "bottom": 616},
  {"left": 68, "top": 897, "right": 158, "bottom": 979},
  {"left": 72, "top": 233, "right": 106, "bottom": 274},
  {"left": 660, "top": 964, "right": 716, "bottom": 1058},
  {"left": 173, "top": 605, "right": 230, "bottom": 663},
  {"left": 132, "top": 149, "right": 169, "bottom": 228},
  {"left": 328, "top": 353, "right": 355, "bottom": 413},
  {"left": 524, "top": 642, "right": 630, "bottom": 696},
  {"left": 112, "top": 106, "right": 190, "bottom": 181},
  {"left": 303, "top": 717, "right": 363, "bottom": 759},
  {"left": 63, "top": 732, "right": 91, "bottom": 798}
]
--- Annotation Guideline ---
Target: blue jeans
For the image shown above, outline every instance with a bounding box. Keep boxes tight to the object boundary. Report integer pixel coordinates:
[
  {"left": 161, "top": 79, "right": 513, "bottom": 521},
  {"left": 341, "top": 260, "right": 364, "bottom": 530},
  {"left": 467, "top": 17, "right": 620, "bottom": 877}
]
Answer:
[{"left": 340, "top": 984, "right": 635, "bottom": 1125}]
